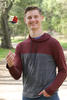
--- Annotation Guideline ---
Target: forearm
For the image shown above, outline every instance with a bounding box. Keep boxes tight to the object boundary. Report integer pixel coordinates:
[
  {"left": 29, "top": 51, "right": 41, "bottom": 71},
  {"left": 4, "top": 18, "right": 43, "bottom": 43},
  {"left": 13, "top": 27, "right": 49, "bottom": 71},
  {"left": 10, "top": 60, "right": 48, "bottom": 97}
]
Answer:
[
  {"left": 45, "top": 68, "right": 67, "bottom": 95},
  {"left": 6, "top": 64, "right": 22, "bottom": 80}
]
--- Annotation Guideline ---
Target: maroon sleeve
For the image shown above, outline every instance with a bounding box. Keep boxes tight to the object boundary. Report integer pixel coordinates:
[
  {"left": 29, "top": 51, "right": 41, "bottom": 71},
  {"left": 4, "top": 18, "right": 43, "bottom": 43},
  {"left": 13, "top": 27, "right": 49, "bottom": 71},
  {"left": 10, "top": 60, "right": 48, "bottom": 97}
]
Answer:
[
  {"left": 45, "top": 39, "right": 67, "bottom": 95},
  {"left": 6, "top": 43, "right": 23, "bottom": 80}
]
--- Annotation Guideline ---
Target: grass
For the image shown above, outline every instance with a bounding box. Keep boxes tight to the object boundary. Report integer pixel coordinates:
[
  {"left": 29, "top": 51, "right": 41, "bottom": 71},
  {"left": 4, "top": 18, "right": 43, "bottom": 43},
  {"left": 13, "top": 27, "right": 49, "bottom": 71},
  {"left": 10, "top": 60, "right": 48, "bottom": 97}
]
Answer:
[
  {"left": 60, "top": 42, "right": 67, "bottom": 49},
  {"left": 12, "top": 39, "right": 23, "bottom": 43},
  {"left": 11, "top": 36, "right": 25, "bottom": 43},
  {"left": 58, "top": 39, "right": 67, "bottom": 49},
  {"left": 0, "top": 48, "right": 15, "bottom": 61},
  {"left": 0, "top": 36, "right": 24, "bottom": 61}
]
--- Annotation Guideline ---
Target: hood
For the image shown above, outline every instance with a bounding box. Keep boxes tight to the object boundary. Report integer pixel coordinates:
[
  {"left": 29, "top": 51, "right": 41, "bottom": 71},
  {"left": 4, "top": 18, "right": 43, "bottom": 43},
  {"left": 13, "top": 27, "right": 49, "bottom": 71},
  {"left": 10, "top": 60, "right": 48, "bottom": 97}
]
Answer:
[{"left": 29, "top": 33, "right": 51, "bottom": 42}]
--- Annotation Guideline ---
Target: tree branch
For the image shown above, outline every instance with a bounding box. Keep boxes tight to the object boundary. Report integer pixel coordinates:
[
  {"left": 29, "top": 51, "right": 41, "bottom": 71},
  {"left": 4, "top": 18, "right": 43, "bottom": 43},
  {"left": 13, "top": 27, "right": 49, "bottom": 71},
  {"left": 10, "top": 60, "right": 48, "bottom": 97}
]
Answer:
[{"left": 5, "top": 0, "right": 15, "bottom": 13}]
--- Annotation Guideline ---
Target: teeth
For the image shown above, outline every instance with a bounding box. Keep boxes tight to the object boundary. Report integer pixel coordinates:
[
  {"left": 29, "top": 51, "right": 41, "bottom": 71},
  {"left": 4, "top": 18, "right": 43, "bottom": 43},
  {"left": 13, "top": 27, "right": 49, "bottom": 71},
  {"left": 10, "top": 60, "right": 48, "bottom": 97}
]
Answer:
[{"left": 31, "top": 24, "right": 36, "bottom": 25}]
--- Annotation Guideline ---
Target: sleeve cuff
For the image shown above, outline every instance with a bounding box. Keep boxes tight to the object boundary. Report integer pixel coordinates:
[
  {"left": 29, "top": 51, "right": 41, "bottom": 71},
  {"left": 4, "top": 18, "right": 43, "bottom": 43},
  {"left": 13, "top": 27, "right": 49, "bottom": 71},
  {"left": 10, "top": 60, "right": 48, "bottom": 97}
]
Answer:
[{"left": 6, "top": 64, "right": 13, "bottom": 69}]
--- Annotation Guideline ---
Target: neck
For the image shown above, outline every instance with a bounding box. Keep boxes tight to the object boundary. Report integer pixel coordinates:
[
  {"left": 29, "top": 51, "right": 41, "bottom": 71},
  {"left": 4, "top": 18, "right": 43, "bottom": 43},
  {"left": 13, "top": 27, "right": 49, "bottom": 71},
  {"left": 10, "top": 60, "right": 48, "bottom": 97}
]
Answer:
[{"left": 29, "top": 29, "right": 44, "bottom": 38}]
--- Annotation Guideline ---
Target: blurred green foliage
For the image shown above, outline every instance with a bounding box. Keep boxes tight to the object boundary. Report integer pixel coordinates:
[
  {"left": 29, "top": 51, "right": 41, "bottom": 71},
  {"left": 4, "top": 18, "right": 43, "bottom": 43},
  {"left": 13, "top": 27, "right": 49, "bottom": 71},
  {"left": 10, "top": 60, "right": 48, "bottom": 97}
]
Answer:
[
  {"left": 8, "top": 0, "right": 67, "bottom": 37},
  {"left": 0, "top": 0, "right": 67, "bottom": 37},
  {"left": 0, "top": 48, "right": 15, "bottom": 61}
]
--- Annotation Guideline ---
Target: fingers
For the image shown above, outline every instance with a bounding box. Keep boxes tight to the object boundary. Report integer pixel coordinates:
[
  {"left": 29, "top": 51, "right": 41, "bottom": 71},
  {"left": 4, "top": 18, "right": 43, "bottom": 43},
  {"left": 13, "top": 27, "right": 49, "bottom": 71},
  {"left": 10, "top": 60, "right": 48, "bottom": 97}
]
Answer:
[
  {"left": 6, "top": 50, "right": 14, "bottom": 60},
  {"left": 6, "top": 50, "right": 15, "bottom": 67},
  {"left": 9, "top": 50, "right": 12, "bottom": 54},
  {"left": 38, "top": 90, "right": 43, "bottom": 96},
  {"left": 38, "top": 90, "right": 51, "bottom": 97}
]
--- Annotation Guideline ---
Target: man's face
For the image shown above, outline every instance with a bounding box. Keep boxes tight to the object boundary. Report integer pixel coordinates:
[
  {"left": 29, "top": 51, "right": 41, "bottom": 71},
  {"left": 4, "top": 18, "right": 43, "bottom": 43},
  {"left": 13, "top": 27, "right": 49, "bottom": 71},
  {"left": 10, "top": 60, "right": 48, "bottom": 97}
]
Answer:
[{"left": 24, "top": 10, "right": 44, "bottom": 31}]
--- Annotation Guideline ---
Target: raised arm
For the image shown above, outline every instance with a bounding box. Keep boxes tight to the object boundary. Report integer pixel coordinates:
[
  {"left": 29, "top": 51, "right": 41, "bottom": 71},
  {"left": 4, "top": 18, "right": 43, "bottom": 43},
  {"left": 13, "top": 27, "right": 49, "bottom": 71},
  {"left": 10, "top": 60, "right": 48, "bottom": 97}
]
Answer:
[{"left": 6, "top": 44, "right": 23, "bottom": 80}]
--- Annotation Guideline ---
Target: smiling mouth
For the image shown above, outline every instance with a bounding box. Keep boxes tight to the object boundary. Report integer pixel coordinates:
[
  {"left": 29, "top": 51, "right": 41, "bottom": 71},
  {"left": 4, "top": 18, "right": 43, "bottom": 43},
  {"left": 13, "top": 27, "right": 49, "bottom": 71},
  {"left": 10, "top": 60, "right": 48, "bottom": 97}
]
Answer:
[
  {"left": 30, "top": 22, "right": 38, "bottom": 25},
  {"left": 31, "top": 24, "right": 37, "bottom": 26},
  {"left": 30, "top": 23, "right": 38, "bottom": 26}
]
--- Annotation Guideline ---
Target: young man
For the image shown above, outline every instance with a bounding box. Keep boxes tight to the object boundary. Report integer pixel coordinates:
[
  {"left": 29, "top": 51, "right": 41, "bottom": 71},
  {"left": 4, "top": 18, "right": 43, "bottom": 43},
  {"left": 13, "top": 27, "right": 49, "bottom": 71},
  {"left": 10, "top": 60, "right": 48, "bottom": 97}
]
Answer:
[{"left": 6, "top": 6, "right": 67, "bottom": 100}]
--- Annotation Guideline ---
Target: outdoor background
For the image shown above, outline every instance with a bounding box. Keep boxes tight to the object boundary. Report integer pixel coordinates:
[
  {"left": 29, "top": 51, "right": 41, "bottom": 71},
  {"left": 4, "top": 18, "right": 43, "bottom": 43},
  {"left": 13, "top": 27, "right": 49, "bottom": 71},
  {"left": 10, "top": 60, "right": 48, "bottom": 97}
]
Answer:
[{"left": 0, "top": 0, "right": 67, "bottom": 100}]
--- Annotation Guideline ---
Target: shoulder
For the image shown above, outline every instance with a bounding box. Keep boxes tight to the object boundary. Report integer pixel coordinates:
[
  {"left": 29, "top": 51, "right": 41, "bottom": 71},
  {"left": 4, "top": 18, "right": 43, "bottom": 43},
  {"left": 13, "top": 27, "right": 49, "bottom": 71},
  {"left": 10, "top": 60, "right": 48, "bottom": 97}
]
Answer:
[
  {"left": 49, "top": 35, "right": 63, "bottom": 53},
  {"left": 16, "top": 38, "right": 29, "bottom": 47},
  {"left": 45, "top": 32, "right": 60, "bottom": 45},
  {"left": 49, "top": 35, "right": 61, "bottom": 47},
  {"left": 16, "top": 38, "right": 30, "bottom": 51}
]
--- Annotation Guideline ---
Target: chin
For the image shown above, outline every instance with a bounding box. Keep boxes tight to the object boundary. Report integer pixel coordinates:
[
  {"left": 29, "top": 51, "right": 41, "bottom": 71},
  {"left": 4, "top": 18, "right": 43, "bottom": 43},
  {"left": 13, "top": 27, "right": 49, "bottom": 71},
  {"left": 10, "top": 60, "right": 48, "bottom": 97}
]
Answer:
[
  {"left": 31, "top": 28, "right": 38, "bottom": 31},
  {"left": 31, "top": 26, "right": 38, "bottom": 30}
]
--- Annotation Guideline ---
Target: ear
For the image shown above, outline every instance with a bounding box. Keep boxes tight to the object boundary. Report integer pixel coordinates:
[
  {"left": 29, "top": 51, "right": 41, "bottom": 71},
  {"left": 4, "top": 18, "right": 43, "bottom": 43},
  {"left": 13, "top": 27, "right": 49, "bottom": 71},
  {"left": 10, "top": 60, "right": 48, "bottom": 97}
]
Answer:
[{"left": 41, "top": 15, "right": 44, "bottom": 21}]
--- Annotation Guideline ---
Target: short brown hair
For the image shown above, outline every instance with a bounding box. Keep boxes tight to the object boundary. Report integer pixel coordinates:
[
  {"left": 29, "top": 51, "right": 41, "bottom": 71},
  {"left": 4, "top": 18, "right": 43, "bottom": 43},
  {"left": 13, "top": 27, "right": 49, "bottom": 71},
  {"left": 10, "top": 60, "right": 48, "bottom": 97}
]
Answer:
[{"left": 24, "top": 6, "right": 42, "bottom": 15}]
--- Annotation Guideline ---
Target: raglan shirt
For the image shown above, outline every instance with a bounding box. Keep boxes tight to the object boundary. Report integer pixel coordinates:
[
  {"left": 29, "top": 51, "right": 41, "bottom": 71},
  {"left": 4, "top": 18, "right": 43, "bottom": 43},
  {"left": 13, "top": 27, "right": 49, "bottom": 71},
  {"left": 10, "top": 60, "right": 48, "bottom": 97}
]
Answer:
[{"left": 6, "top": 33, "right": 67, "bottom": 98}]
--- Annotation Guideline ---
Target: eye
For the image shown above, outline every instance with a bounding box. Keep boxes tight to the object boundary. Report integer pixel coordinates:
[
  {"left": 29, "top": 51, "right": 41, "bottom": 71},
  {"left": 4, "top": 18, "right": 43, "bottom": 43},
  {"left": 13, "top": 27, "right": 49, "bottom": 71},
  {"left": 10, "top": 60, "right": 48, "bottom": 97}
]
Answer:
[
  {"left": 27, "top": 16, "right": 32, "bottom": 19},
  {"left": 34, "top": 15, "right": 38, "bottom": 18}
]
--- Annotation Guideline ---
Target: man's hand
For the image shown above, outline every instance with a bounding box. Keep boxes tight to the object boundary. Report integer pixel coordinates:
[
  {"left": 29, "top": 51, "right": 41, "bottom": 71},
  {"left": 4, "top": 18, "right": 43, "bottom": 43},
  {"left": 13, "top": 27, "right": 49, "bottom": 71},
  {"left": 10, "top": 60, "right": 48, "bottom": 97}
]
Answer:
[
  {"left": 38, "top": 90, "right": 51, "bottom": 97},
  {"left": 6, "top": 50, "right": 15, "bottom": 67}
]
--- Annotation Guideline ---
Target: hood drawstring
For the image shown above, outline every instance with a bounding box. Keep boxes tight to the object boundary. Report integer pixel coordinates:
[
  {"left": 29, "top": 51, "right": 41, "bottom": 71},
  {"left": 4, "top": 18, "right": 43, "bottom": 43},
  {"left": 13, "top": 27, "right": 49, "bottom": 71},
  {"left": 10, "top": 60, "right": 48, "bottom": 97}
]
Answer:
[
  {"left": 30, "top": 41, "right": 38, "bottom": 67},
  {"left": 26, "top": 40, "right": 38, "bottom": 70}
]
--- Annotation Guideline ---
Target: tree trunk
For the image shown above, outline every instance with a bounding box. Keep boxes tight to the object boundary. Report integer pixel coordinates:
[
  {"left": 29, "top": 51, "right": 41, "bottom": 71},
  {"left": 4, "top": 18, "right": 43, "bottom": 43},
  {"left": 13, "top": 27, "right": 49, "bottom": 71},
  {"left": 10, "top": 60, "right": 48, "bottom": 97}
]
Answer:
[
  {"left": 1, "top": 13, "right": 12, "bottom": 48},
  {"left": 1, "top": 0, "right": 14, "bottom": 48}
]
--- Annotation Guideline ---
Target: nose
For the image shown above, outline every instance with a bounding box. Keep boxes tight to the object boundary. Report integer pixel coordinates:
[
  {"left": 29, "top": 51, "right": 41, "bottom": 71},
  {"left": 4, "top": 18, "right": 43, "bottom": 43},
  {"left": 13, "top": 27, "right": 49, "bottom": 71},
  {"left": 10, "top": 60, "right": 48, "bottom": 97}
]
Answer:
[{"left": 31, "top": 17, "right": 35, "bottom": 22}]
